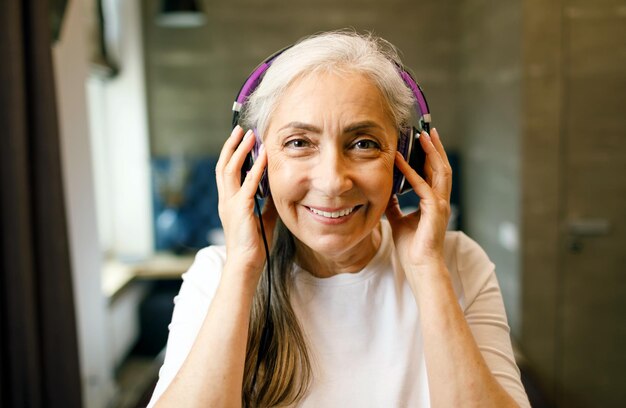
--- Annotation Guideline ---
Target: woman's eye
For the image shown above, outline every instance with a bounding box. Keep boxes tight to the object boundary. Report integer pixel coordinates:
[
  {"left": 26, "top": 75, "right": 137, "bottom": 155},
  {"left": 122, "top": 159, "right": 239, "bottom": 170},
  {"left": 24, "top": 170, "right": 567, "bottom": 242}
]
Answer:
[
  {"left": 353, "top": 139, "right": 380, "bottom": 150},
  {"left": 285, "top": 138, "right": 310, "bottom": 149}
]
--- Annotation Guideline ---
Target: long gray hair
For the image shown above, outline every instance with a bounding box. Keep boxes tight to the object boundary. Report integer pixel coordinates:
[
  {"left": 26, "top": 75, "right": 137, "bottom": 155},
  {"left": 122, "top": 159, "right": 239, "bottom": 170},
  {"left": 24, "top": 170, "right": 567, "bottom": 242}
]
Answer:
[{"left": 240, "top": 30, "right": 416, "bottom": 407}]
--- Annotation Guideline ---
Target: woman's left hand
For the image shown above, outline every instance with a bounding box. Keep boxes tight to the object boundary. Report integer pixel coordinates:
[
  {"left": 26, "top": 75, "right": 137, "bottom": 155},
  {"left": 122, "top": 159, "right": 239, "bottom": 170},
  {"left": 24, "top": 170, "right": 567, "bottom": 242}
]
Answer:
[{"left": 385, "top": 128, "right": 452, "bottom": 274}]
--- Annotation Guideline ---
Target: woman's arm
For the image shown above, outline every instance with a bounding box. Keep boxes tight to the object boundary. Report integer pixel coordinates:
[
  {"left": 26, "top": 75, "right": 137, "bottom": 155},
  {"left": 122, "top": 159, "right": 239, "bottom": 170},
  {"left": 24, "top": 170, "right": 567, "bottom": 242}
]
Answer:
[
  {"left": 408, "top": 261, "right": 520, "bottom": 407},
  {"left": 153, "top": 126, "right": 277, "bottom": 407},
  {"left": 386, "top": 128, "right": 524, "bottom": 407},
  {"left": 154, "top": 261, "right": 256, "bottom": 407}
]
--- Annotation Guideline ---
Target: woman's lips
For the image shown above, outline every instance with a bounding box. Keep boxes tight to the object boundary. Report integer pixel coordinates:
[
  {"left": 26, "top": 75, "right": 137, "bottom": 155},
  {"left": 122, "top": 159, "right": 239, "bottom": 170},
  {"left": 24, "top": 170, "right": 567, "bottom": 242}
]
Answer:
[{"left": 304, "top": 205, "right": 362, "bottom": 224}]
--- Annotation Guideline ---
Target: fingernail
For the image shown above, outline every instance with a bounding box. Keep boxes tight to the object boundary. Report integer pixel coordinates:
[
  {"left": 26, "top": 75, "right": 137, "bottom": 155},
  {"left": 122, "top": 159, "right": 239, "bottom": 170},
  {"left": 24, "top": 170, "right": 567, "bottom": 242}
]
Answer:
[
  {"left": 421, "top": 131, "right": 431, "bottom": 142},
  {"left": 231, "top": 125, "right": 242, "bottom": 137},
  {"left": 259, "top": 143, "right": 265, "bottom": 154},
  {"left": 243, "top": 129, "right": 253, "bottom": 140}
]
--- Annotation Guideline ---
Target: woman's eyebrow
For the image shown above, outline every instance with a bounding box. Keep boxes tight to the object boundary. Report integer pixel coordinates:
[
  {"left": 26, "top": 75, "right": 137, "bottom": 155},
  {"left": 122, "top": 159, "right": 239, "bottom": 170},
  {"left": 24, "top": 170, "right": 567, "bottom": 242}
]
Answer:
[
  {"left": 278, "top": 122, "right": 322, "bottom": 133},
  {"left": 277, "top": 120, "right": 384, "bottom": 133},
  {"left": 343, "top": 121, "right": 384, "bottom": 133}
]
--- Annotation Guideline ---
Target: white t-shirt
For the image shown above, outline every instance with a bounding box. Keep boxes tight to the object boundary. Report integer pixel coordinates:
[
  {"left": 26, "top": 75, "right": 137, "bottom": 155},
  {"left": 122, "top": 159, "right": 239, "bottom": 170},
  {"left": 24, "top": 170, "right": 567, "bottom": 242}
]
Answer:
[{"left": 148, "top": 221, "right": 530, "bottom": 407}]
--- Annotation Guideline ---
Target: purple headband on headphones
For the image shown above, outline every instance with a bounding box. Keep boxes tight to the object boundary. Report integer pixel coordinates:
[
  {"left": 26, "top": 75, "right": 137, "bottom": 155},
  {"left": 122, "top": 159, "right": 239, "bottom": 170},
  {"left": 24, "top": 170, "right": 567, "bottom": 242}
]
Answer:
[
  {"left": 232, "top": 48, "right": 287, "bottom": 121},
  {"left": 232, "top": 47, "right": 431, "bottom": 132},
  {"left": 398, "top": 70, "right": 431, "bottom": 132}
]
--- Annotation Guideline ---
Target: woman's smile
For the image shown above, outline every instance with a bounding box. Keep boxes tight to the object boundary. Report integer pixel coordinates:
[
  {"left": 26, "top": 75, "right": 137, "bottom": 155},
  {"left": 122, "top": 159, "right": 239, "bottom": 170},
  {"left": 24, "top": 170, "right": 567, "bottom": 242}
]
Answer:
[
  {"left": 303, "top": 204, "right": 362, "bottom": 224},
  {"left": 263, "top": 70, "right": 397, "bottom": 267}
]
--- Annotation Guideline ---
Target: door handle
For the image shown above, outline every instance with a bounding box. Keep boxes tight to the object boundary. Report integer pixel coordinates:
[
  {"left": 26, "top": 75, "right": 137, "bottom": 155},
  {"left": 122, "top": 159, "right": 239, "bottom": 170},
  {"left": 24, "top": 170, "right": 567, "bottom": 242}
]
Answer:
[
  {"left": 566, "top": 219, "right": 611, "bottom": 253},
  {"left": 567, "top": 219, "right": 611, "bottom": 237}
]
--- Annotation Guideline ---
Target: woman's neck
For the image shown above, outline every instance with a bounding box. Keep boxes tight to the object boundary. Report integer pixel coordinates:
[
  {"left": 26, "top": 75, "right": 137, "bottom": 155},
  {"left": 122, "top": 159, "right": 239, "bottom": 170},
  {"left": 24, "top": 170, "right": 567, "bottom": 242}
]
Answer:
[{"left": 294, "top": 223, "right": 382, "bottom": 278}]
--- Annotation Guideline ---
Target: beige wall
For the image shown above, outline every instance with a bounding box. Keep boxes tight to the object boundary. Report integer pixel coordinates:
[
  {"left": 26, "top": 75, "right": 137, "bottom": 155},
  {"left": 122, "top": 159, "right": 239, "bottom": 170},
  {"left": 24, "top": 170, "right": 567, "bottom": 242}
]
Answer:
[
  {"left": 141, "top": 0, "right": 461, "bottom": 157},
  {"left": 458, "top": 0, "right": 523, "bottom": 336},
  {"left": 520, "top": 0, "right": 563, "bottom": 398}
]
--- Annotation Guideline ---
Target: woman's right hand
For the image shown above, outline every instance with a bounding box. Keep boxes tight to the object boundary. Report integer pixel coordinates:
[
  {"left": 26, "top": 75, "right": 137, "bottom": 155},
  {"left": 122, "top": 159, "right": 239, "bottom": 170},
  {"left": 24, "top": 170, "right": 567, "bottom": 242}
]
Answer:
[{"left": 215, "top": 125, "right": 278, "bottom": 286}]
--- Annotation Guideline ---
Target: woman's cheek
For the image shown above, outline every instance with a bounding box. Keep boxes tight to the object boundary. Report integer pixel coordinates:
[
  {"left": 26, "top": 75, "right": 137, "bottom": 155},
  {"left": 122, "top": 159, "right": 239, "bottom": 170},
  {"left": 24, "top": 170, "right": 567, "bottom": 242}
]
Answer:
[
  {"left": 366, "top": 157, "right": 395, "bottom": 195},
  {"left": 267, "top": 155, "right": 308, "bottom": 200},
  {"left": 268, "top": 154, "right": 292, "bottom": 183}
]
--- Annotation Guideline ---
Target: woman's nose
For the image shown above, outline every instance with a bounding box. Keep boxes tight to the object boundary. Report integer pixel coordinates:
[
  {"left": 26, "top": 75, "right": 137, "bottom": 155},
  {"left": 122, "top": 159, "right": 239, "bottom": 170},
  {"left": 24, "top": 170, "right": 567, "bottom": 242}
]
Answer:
[{"left": 311, "top": 149, "right": 353, "bottom": 197}]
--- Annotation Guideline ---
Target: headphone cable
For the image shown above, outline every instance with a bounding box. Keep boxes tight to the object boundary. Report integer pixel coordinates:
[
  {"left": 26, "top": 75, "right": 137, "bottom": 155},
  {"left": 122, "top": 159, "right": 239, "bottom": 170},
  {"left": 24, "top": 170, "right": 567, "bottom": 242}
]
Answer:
[{"left": 249, "top": 195, "right": 272, "bottom": 395}]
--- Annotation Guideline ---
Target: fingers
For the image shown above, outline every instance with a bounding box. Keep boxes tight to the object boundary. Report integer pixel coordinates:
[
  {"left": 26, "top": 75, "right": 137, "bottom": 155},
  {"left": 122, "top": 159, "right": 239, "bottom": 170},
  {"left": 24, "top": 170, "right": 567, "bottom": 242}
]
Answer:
[
  {"left": 216, "top": 125, "right": 245, "bottom": 173},
  {"left": 429, "top": 128, "right": 451, "bottom": 168},
  {"left": 396, "top": 150, "right": 451, "bottom": 226},
  {"left": 395, "top": 150, "right": 450, "bottom": 214},
  {"left": 395, "top": 152, "right": 439, "bottom": 203},
  {"left": 225, "top": 129, "right": 255, "bottom": 188},
  {"left": 419, "top": 130, "right": 452, "bottom": 197},
  {"left": 240, "top": 144, "right": 267, "bottom": 197},
  {"left": 216, "top": 127, "right": 257, "bottom": 197}
]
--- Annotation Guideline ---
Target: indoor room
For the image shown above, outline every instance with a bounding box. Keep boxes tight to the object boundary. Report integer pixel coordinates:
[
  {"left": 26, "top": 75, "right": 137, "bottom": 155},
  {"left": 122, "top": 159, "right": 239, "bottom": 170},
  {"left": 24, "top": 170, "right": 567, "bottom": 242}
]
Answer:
[{"left": 1, "top": 0, "right": 625, "bottom": 407}]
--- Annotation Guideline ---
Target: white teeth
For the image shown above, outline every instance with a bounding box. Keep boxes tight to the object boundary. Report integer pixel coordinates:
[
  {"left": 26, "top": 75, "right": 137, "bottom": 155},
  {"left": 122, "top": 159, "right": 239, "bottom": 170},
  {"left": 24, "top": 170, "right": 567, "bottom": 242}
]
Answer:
[{"left": 309, "top": 206, "right": 356, "bottom": 218}]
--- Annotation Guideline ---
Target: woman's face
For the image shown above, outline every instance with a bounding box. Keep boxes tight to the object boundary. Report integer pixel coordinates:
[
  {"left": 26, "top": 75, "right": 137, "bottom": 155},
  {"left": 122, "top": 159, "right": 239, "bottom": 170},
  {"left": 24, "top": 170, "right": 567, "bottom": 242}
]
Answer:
[{"left": 264, "top": 71, "right": 398, "bottom": 259}]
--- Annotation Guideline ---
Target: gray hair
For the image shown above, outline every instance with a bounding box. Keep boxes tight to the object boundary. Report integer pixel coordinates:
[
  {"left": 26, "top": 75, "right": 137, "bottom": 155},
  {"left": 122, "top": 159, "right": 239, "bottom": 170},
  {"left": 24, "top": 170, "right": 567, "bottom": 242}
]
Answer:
[
  {"left": 240, "top": 30, "right": 415, "bottom": 139},
  {"left": 240, "top": 31, "right": 417, "bottom": 407}
]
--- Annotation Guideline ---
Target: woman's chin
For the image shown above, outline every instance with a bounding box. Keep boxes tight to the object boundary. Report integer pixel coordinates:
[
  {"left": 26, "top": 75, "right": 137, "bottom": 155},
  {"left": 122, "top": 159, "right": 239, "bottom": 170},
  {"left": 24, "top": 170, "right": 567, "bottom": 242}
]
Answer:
[
  {"left": 295, "top": 227, "right": 373, "bottom": 259},
  {"left": 303, "top": 237, "right": 351, "bottom": 257}
]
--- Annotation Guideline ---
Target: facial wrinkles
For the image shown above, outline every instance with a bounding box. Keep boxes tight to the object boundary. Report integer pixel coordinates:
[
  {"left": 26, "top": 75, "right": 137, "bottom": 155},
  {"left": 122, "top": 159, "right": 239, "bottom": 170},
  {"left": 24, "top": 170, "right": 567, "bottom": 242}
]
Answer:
[
  {"left": 270, "top": 76, "right": 393, "bottom": 204},
  {"left": 262, "top": 72, "right": 399, "bottom": 276},
  {"left": 268, "top": 127, "right": 393, "bottom": 202}
]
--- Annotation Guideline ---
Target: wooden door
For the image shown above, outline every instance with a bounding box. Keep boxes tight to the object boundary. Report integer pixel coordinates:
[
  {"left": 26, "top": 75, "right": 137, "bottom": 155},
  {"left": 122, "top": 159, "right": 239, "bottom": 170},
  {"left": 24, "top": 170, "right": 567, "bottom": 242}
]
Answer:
[{"left": 559, "top": 4, "right": 626, "bottom": 407}]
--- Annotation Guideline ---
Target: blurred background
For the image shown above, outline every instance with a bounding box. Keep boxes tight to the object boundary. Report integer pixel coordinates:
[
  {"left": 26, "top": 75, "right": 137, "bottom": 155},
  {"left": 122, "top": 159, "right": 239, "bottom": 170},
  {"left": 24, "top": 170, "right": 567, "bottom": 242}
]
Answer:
[{"left": 1, "top": 0, "right": 624, "bottom": 407}]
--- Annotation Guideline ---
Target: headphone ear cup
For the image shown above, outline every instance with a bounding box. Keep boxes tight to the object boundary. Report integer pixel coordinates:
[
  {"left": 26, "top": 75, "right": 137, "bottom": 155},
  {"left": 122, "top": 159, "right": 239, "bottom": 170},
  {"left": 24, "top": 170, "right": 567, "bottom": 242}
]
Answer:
[
  {"left": 394, "top": 127, "right": 427, "bottom": 195},
  {"left": 409, "top": 126, "right": 427, "bottom": 172},
  {"left": 393, "top": 128, "right": 411, "bottom": 195},
  {"left": 239, "top": 133, "right": 270, "bottom": 198}
]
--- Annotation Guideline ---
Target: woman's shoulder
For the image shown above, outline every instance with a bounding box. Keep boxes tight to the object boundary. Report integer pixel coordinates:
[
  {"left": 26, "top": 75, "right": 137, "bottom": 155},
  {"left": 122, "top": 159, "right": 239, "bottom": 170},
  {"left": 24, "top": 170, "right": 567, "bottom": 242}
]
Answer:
[
  {"left": 443, "top": 231, "right": 493, "bottom": 271},
  {"left": 193, "top": 244, "right": 227, "bottom": 266},
  {"left": 179, "top": 245, "right": 227, "bottom": 298},
  {"left": 443, "top": 231, "right": 496, "bottom": 310}
]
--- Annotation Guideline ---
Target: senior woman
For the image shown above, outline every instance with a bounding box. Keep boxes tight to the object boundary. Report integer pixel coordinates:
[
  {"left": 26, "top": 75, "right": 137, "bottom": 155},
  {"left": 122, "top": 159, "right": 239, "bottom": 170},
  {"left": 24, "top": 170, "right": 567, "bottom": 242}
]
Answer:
[{"left": 148, "top": 31, "right": 530, "bottom": 407}]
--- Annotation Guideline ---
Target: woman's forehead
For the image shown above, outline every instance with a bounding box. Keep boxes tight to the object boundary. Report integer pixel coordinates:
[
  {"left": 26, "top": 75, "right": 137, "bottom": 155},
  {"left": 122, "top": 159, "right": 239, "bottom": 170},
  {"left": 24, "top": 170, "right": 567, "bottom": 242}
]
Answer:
[{"left": 267, "top": 71, "right": 395, "bottom": 131}]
